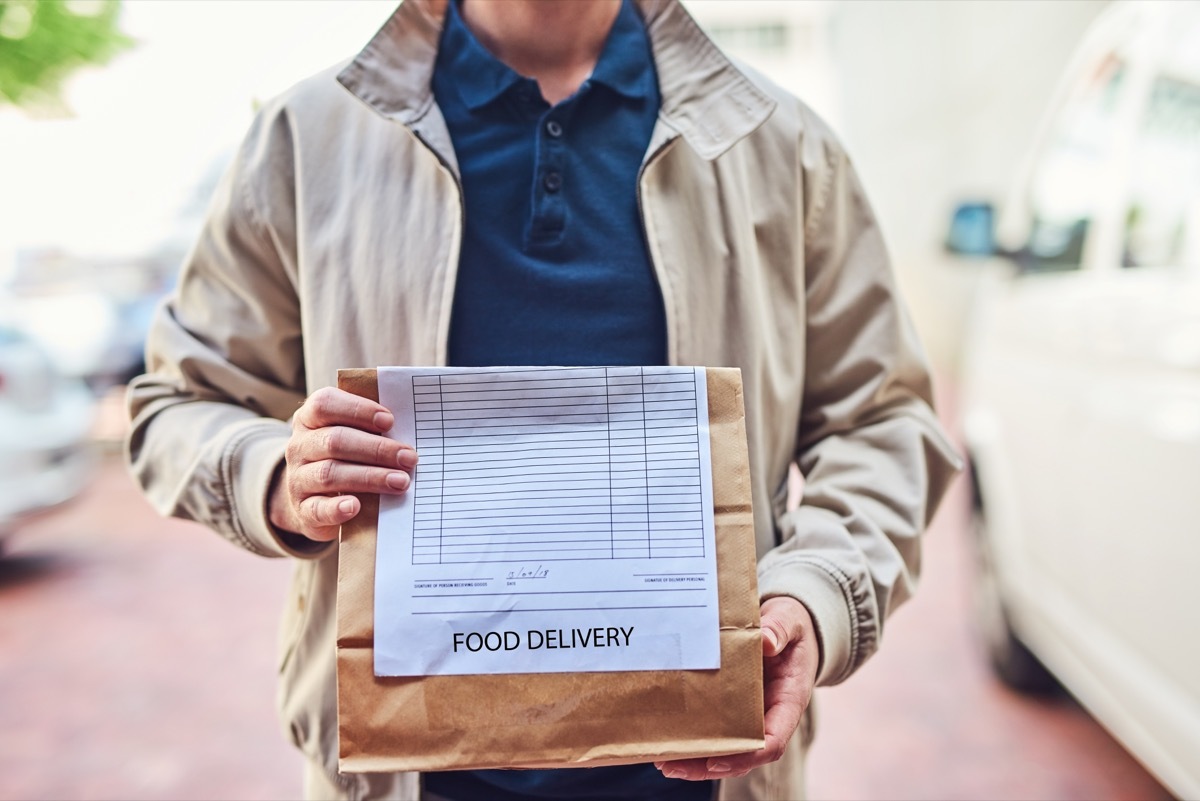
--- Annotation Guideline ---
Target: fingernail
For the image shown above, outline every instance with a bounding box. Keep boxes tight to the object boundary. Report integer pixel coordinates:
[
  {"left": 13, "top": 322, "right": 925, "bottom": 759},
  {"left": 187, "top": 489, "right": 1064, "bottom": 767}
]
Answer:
[
  {"left": 708, "top": 761, "right": 731, "bottom": 773},
  {"left": 373, "top": 411, "right": 394, "bottom": 431},
  {"left": 653, "top": 763, "right": 664, "bottom": 771},
  {"left": 397, "top": 449, "right": 418, "bottom": 468},
  {"left": 337, "top": 498, "right": 355, "bottom": 515},
  {"left": 664, "top": 769, "right": 687, "bottom": 780},
  {"left": 386, "top": 472, "right": 410, "bottom": 490},
  {"left": 764, "top": 628, "right": 779, "bottom": 651}
]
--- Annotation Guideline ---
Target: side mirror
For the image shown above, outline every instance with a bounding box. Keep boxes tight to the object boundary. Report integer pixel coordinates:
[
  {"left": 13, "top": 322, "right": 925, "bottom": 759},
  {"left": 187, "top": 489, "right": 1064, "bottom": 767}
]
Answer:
[{"left": 945, "top": 201, "right": 996, "bottom": 257}]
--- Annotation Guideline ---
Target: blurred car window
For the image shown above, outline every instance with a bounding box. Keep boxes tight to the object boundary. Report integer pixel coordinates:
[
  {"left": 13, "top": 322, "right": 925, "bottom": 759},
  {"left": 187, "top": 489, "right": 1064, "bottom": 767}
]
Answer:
[
  {"left": 1122, "top": 12, "right": 1200, "bottom": 270},
  {"left": 1025, "top": 54, "right": 1127, "bottom": 273}
]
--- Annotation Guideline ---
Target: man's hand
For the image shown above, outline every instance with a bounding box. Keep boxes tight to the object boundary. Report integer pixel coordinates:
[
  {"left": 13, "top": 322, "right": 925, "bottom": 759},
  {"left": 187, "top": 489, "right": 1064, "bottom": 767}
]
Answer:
[
  {"left": 654, "top": 596, "right": 820, "bottom": 781},
  {"left": 268, "top": 387, "right": 417, "bottom": 542}
]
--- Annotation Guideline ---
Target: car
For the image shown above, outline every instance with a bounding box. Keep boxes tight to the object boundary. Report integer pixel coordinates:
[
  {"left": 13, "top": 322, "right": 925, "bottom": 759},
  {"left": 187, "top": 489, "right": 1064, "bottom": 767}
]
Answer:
[
  {"left": 945, "top": 2, "right": 1200, "bottom": 798},
  {"left": 0, "top": 323, "right": 95, "bottom": 545}
]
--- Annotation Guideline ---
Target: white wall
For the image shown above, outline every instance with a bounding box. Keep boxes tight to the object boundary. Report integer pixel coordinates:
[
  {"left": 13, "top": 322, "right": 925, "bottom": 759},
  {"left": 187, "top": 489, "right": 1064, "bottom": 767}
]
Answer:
[
  {"left": 684, "top": 0, "right": 840, "bottom": 125},
  {"left": 828, "top": 0, "right": 1110, "bottom": 371}
]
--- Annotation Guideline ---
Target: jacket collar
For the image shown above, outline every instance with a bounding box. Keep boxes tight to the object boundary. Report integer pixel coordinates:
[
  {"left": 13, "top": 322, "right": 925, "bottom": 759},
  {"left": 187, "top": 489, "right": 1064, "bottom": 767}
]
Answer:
[{"left": 337, "top": 0, "right": 776, "bottom": 161}]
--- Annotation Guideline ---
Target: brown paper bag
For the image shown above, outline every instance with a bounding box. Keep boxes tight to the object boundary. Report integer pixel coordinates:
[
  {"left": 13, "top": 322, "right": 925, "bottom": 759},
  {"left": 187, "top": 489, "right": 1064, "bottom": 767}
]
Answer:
[{"left": 336, "top": 367, "right": 764, "bottom": 772}]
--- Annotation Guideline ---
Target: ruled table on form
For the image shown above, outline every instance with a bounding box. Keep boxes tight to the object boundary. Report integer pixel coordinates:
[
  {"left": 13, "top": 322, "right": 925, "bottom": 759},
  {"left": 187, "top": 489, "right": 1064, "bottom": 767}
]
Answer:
[
  {"left": 372, "top": 366, "right": 720, "bottom": 677},
  {"left": 409, "top": 367, "right": 707, "bottom": 564}
]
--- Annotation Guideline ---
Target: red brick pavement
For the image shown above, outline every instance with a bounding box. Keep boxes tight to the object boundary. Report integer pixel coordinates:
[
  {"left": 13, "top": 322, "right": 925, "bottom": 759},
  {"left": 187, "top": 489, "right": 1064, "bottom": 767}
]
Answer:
[
  {"left": 0, "top": 457, "right": 301, "bottom": 800},
  {"left": 0, "top": 450, "right": 1173, "bottom": 801}
]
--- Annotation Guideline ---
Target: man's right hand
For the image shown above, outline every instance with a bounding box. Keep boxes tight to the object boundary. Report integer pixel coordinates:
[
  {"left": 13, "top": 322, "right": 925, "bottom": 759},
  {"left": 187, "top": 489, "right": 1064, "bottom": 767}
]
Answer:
[{"left": 268, "top": 387, "right": 418, "bottom": 543}]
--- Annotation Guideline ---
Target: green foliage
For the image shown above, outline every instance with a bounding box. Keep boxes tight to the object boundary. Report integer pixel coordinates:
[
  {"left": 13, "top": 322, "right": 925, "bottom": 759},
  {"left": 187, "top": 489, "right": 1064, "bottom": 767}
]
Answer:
[{"left": 0, "top": 0, "right": 132, "bottom": 109}]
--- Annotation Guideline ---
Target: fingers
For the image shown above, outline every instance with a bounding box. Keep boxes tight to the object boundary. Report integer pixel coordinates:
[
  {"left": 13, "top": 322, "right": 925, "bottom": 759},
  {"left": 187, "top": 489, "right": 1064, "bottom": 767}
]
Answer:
[
  {"left": 299, "top": 494, "right": 360, "bottom": 530},
  {"left": 269, "top": 387, "right": 417, "bottom": 542},
  {"left": 284, "top": 495, "right": 360, "bottom": 543},
  {"left": 654, "top": 700, "right": 801, "bottom": 781},
  {"left": 760, "top": 596, "right": 810, "bottom": 657},
  {"left": 290, "top": 423, "right": 417, "bottom": 470},
  {"left": 654, "top": 737, "right": 787, "bottom": 781},
  {"left": 295, "top": 386, "right": 395, "bottom": 435},
  {"left": 655, "top": 728, "right": 790, "bottom": 781},
  {"left": 653, "top": 757, "right": 711, "bottom": 781},
  {"left": 290, "top": 459, "right": 412, "bottom": 499}
]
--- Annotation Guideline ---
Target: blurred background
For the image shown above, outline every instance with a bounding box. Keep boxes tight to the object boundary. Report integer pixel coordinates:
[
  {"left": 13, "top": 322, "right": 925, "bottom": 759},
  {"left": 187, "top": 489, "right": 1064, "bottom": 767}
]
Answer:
[{"left": 2, "top": 1, "right": 1197, "bottom": 799}]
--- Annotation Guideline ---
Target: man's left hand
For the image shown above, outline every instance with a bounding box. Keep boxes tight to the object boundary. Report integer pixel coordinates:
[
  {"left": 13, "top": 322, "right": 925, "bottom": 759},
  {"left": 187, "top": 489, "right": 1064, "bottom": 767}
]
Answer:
[{"left": 654, "top": 596, "right": 820, "bottom": 782}]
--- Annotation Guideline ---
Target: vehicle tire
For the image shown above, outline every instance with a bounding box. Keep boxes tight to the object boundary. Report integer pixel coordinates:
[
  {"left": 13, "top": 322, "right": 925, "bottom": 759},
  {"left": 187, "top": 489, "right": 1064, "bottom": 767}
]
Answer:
[{"left": 969, "top": 507, "right": 1060, "bottom": 695}]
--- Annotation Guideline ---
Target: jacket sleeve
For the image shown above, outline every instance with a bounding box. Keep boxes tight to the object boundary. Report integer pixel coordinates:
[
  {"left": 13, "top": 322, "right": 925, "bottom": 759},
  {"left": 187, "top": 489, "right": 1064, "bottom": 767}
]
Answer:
[
  {"left": 756, "top": 129, "right": 962, "bottom": 686},
  {"left": 126, "top": 104, "right": 324, "bottom": 560}
]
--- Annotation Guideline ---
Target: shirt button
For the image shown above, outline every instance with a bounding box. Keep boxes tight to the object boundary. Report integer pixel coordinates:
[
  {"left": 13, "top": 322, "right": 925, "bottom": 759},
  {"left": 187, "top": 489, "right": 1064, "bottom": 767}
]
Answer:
[
  {"left": 545, "top": 119, "right": 563, "bottom": 138},
  {"left": 543, "top": 171, "right": 563, "bottom": 193}
]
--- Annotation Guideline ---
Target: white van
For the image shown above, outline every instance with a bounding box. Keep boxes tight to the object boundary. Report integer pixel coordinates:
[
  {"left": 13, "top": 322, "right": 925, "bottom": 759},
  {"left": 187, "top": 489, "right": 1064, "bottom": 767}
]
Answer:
[{"left": 948, "top": 2, "right": 1200, "bottom": 798}]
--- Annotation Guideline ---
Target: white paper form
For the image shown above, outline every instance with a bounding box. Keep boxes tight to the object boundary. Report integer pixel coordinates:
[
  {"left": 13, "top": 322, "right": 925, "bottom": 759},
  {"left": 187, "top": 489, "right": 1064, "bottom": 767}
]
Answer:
[{"left": 373, "top": 366, "right": 720, "bottom": 677}]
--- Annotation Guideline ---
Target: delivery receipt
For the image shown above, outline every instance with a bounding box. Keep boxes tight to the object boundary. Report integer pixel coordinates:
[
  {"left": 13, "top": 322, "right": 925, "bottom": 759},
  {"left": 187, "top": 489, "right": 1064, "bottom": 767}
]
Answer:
[{"left": 372, "top": 366, "right": 721, "bottom": 677}]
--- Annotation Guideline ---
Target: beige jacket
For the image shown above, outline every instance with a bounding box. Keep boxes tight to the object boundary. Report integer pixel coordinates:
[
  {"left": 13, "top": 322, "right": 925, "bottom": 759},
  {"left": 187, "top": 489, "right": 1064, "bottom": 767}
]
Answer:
[{"left": 127, "top": 0, "right": 961, "bottom": 798}]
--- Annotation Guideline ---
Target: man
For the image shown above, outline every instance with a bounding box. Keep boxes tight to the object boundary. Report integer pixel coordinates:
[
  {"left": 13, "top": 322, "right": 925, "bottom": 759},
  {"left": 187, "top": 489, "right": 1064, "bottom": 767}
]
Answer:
[{"left": 127, "top": 0, "right": 961, "bottom": 799}]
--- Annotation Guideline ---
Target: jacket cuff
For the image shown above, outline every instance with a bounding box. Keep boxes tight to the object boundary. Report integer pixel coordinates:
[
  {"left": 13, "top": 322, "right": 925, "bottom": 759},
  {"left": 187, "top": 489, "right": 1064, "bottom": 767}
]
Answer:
[
  {"left": 758, "top": 557, "right": 855, "bottom": 686},
  {"left": 226, "top": 421, "right": 334, "bottom": 560}
]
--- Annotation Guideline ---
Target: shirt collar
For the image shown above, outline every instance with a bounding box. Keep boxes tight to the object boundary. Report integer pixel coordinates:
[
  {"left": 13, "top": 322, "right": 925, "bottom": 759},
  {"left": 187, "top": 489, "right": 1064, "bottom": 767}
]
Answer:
[
  {"left": 438, "top": 0, "right": 653, "bottom": 111},
  {"left": 588, "top": 0, "right": 655, "bottom": 100},
  {"left": 438, "top": 0, "right": 524, "bottom": 111}
]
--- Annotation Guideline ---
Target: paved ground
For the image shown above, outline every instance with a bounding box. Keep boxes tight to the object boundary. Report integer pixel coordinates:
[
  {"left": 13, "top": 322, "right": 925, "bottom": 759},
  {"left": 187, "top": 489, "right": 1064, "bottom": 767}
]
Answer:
[
  {"left": 0, "top": 392, "right": 1173, "bottom": 800},
  {"left": 804, "top": 477, "right": 1170, "bottom": 801},
  {"left": 0, "top": 454, "right": 299, "bottom": 800}
]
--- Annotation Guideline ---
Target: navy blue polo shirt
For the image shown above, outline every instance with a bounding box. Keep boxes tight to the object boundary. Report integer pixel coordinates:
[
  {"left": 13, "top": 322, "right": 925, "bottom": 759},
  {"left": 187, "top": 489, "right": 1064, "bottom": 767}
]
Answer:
[
  {"left": 427, "top": 2, "right": 711, "bottom": 800},
  {"left": 438, "top": 0, "right": 668, "bottom": 369}
]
